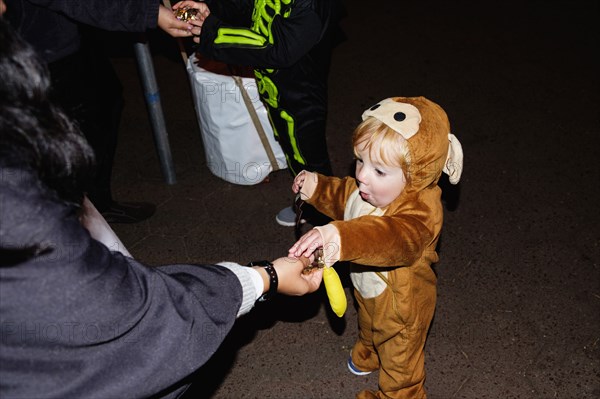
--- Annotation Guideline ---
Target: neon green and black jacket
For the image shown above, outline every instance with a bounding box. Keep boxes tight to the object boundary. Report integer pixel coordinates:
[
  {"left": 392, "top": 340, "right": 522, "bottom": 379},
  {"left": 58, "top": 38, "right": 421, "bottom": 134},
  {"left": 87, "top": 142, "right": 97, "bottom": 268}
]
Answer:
[{"left": 196, "top": 0, "right": 345, "bottom": 175}]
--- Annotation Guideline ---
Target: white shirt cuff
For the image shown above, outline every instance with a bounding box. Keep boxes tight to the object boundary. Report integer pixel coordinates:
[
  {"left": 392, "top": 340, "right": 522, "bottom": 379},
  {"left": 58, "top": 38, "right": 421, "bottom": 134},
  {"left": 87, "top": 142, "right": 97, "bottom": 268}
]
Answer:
[{"left": 217, "top": 262, "right": 264, "bottom": 317}]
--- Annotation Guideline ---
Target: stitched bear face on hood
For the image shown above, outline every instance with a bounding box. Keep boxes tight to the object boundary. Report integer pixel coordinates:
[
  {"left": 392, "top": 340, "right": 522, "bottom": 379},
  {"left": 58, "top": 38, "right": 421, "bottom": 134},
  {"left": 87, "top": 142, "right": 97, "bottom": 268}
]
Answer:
[{"left": 362, "top": 96, "right": 463, "bottom": 196}]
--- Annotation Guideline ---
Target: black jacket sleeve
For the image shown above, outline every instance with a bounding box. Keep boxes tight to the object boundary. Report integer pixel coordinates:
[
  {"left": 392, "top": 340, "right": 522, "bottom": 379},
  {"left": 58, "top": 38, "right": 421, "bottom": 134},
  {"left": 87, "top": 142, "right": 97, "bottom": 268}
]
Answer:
[
  {"left": 197, "top": 0, "right": 322, "bottom": 69},
  {"left": 204, "top": 0, "right": 254, "bottom": 26},
  {"left": 9, "top": 0, "right": 159, "bottom": 31}
]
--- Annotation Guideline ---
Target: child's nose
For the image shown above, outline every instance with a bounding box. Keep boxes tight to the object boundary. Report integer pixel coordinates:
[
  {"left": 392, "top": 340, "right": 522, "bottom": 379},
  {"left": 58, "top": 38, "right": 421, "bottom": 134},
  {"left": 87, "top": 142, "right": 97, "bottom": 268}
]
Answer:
[{"left": 356, "top": 171, "right": 368, "bottom": 186}]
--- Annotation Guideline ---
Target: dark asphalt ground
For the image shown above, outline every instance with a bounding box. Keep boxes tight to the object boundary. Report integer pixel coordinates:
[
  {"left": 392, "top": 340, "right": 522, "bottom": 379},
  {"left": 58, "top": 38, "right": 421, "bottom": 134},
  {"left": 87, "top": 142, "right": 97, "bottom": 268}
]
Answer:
[{"left": 106, "top": 1, "right": 599, "bottom": 397}]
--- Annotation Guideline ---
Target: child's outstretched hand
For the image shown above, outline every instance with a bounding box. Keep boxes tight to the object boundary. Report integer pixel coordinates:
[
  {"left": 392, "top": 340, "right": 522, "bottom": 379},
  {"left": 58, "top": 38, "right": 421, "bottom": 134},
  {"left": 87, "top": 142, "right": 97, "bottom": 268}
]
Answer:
[{"left": 288, "top": 228, "right": 323, "bottom": 259}]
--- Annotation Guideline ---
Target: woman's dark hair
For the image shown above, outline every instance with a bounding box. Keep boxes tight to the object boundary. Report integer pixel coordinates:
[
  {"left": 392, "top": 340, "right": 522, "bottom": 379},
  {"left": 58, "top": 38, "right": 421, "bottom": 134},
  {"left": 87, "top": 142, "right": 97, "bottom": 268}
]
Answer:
[{"left": 0, "top": 17, "right": 95, "bottom": 203}]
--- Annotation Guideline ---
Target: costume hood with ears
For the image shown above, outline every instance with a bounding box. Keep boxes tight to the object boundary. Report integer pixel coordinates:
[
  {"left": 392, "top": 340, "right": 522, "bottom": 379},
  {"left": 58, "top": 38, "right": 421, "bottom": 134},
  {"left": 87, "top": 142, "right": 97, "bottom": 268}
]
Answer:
[{"left": 362, "top": 96, "right": 463, "bottom": 194}]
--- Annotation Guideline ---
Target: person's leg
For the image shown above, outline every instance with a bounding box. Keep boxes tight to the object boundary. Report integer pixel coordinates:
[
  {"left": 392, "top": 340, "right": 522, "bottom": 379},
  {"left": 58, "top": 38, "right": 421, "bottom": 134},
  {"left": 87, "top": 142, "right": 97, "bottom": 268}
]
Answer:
[
  {"left": 47, "top": 41, "right": 117, "bottom": 211},
  {"left": 350, "top": 290, "right": 380, "bottom": 374},
  {"left": 360, "top": 268, "right": 436, "bottom": 399},
  {"left": 79, "top": 30, "right": 123, "bottom": 211},
  {"left": 294, "top": 118, "right": 333, "bottom": 176},
  {"left": 272, "top": 110, "right": 332, "bottom": 226},
  {"left": 48, "top": 31, "right": 154, "bottom": 223},
  {"left": 272, "top": 1, "right": 343, "bottom": 226}
]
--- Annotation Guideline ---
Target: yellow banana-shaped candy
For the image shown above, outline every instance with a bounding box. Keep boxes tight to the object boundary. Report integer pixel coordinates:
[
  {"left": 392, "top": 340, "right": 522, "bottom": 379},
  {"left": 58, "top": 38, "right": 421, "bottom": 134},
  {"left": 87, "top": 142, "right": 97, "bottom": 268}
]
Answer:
[{"left": 323, "top": 265, "right": 347, "bottom": 317}]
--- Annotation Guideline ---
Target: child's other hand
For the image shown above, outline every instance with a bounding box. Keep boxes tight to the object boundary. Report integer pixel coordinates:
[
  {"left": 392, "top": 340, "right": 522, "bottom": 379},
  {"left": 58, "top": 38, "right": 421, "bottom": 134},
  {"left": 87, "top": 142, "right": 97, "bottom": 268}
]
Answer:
[
  {"left": 288, "top": 228, "right": 323, "bottom": 259},
  {"left": 292, "top": 170, "right": 307, "bottom": 193}
]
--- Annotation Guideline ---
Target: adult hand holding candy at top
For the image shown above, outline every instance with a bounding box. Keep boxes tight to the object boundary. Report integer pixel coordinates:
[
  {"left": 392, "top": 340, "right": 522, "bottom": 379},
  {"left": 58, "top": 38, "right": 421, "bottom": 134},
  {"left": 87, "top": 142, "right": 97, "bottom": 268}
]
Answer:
[
  {"left": 158, "top": 3, "right": 202, "bottom": 38},
  {"left": 171, "top": 0, "right": 211, "bottom": 42}
]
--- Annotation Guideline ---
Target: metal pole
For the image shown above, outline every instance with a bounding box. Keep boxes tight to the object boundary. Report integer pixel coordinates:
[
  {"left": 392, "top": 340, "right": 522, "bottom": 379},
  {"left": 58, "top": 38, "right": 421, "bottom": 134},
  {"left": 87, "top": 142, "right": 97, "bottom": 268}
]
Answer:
[{"left": 133, "top": 37, "right": 177, "bottom": 185}]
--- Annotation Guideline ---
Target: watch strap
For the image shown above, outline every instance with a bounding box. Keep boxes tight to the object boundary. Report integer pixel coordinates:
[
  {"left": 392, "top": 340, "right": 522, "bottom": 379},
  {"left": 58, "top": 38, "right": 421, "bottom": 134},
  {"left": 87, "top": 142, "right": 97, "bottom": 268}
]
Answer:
[{"left": 247, "top": 260, "right": 278, "bottom": 302}]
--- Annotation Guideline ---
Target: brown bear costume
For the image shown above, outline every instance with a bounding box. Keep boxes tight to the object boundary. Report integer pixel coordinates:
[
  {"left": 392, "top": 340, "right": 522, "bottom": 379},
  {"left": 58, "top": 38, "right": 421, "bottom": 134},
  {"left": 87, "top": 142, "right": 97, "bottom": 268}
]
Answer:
[{"left": 296, "top": 97, "right": 463, "bottom": 398}]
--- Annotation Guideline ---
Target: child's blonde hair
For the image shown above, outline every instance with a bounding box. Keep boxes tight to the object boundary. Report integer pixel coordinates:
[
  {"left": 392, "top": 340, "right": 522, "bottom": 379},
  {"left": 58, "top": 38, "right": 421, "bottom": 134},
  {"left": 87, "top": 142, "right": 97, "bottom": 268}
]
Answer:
[{"left": 352, "top": 117, "right": 411, "bottom": 176}]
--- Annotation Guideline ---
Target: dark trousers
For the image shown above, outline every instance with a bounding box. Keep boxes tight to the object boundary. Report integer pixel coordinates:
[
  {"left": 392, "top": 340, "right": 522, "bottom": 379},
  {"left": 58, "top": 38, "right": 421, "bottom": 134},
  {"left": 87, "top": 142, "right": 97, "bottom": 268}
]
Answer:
[
  {"left": 48, "top": 32, "right": 124, "bottom": 211},
  {"left": 269, "top": 111, "right": 333, "bottom": 177}
]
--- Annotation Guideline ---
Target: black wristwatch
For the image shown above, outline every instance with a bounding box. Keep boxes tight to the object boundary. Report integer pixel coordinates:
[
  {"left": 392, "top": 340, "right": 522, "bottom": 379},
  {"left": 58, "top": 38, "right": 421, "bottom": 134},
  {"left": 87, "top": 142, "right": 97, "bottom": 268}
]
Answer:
[{"left": 247, "top": 260, "right": 278, "bottom": 302}]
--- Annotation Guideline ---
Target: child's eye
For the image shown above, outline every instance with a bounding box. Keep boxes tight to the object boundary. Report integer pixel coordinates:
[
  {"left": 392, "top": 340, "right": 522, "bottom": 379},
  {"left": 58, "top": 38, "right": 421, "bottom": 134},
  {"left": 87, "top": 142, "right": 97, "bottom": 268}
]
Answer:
[
  {"left": 355, "top": 158, "right": 363, "bottom": 164},
  {"left": 375, "top": 169, "right": 386, "bottom": 176}
]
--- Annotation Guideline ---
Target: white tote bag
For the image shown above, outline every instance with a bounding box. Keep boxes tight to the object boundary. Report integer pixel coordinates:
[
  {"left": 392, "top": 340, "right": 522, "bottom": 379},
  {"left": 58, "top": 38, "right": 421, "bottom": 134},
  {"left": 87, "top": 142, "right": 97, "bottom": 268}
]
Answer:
[{"left": 186, "top": 54, "right": 287, "bottom": 185}]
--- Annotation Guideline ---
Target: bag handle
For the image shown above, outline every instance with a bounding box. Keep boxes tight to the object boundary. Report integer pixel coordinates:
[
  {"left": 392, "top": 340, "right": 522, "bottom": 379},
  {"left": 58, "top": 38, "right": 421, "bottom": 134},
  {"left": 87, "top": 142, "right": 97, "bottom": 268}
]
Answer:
[{"left": 232, "top": 75, "right": 281, "bottom": 172}]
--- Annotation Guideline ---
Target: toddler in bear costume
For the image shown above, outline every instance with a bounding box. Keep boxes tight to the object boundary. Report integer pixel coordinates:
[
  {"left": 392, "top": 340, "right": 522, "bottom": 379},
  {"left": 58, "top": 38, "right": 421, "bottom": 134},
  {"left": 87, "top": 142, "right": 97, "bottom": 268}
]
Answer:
[{"left": 289, "top": 96, "right": 463, "bottom": 398}]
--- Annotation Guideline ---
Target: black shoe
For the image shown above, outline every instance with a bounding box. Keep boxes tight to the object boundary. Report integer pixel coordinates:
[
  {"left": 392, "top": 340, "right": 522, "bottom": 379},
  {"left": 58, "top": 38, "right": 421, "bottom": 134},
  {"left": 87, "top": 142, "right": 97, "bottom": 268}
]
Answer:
[{"left": 101, "top": 201, "right": 156, "bottom": 224}]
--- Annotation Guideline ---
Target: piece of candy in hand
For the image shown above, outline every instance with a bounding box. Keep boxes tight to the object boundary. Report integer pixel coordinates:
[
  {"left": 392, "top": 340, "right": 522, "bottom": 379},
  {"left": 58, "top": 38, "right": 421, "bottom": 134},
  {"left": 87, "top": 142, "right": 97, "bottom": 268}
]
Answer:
[
  {"left": 301, "top": 248, "right": 325, "bottom": 275},
  {"left": 174, "top": 7, "right": 199, "bottom": 22}
]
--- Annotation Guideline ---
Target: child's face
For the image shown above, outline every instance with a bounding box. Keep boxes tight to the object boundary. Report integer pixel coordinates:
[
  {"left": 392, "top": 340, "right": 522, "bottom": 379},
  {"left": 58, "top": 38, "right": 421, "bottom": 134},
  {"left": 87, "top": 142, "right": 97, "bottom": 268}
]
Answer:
[{"left": 354, "top": 143, "right": 407, "bottom": 208}]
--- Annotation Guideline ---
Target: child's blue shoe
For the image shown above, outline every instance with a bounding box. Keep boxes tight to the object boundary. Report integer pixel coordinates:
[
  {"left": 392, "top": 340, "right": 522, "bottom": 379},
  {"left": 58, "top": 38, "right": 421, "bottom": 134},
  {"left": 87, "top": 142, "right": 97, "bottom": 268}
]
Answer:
[
  {"left": 347, "top": 356, "right": 373, "bottom": 376},
  {"left": 275, "top": 206, "right": 297, "bottom": 226}
]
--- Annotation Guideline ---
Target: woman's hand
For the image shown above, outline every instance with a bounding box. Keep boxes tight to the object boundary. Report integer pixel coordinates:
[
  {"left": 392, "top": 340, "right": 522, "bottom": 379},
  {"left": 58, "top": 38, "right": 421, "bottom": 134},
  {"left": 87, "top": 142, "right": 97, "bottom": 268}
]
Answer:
[
  {"left": 288, "top": 228, "right": 323, "bottom": 259},
  {"left": 270, "top": 256, "right": 323, "bottom": 295}
]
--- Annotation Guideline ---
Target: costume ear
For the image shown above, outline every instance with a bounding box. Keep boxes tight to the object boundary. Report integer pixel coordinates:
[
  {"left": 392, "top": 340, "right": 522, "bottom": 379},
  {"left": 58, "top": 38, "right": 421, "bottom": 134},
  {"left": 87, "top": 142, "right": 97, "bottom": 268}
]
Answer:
[{"left": 443, "top": 133, "right": 463, "bottom": 184}]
